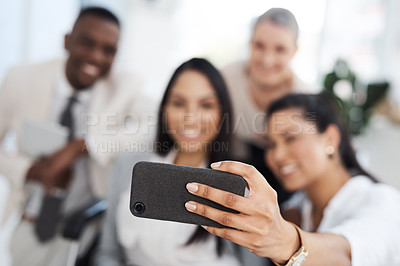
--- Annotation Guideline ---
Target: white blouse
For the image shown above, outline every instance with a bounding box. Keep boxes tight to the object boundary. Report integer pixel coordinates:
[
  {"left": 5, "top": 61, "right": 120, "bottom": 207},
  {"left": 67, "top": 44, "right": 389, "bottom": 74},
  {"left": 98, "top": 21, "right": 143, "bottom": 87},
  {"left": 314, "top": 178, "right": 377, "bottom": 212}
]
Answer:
[
  {"left": 115, "top": 152, "right": 240, "bottom": 266},
  {"left": 284, "top": 175, "right": 400, "bottom": 266}
]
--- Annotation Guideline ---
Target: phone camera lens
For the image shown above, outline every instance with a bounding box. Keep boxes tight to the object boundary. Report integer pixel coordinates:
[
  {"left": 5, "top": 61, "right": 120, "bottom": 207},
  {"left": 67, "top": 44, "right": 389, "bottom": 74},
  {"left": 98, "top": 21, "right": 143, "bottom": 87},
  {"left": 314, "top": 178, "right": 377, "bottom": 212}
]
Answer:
[{"left": 133, "top": 202, "right": 145, "bottom": 214}]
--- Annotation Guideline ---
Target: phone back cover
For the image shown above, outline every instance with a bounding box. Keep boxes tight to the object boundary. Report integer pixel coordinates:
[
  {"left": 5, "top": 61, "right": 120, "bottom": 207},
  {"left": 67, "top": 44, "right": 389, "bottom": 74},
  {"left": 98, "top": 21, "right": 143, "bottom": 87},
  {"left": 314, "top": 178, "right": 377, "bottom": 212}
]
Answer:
[{"left": 130, "top": 161, "right": 247, "bottom": 227}]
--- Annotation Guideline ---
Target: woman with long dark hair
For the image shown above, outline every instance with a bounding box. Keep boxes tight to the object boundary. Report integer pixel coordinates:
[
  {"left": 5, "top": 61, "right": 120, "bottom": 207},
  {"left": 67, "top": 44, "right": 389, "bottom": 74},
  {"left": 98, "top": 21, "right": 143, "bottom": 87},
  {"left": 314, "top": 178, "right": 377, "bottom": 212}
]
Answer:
[
  {"left": 185, "top": 93, "right": 400, "bottom": 266},
  {"left": 96, "top": 58, "right": 240, "bottom": 265}
]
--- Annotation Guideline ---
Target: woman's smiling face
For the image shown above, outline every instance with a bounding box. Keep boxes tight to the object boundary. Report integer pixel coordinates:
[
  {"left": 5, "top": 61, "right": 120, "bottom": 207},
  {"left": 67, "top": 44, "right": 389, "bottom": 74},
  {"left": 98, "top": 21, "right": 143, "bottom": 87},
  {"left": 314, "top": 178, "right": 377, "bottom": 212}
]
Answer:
[
  {"left": 164, "top": 70, "right": 222, "bottom": 153},
  {"left": 265, "top": 108, "right": 332, "bottom": 191},
  {"left": 249, "top": 21, "right": 297, "bottom": 87}
]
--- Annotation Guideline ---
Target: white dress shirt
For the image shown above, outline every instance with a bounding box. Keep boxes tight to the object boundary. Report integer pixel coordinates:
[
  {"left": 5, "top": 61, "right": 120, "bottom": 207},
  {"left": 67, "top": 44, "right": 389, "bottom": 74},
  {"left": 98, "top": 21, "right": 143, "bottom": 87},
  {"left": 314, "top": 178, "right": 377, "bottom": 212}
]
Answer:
[
  {"left": 52, "top": 69, "right": 95, "bottom": 214},
  {"left": 24, "top": 66, "right": 95, "bottom": 217},
  {"left": 284, "top": 175, "right": 400, "bottom": 266}
]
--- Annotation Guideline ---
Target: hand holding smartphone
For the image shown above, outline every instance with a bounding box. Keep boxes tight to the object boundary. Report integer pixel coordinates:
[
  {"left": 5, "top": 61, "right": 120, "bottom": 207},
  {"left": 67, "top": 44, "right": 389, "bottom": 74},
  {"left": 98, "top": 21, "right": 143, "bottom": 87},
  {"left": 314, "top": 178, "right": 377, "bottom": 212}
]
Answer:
[{"left": 130, "top": 161, "right": 247, "bottom": 227}]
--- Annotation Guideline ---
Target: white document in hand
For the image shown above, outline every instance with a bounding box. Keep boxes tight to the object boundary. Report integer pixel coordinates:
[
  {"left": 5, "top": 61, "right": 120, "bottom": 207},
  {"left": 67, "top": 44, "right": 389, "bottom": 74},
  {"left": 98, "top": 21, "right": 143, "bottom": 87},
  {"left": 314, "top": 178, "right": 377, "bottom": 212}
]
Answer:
[{"left": 21, "top": 118, "right": 68, "bottom": 158}]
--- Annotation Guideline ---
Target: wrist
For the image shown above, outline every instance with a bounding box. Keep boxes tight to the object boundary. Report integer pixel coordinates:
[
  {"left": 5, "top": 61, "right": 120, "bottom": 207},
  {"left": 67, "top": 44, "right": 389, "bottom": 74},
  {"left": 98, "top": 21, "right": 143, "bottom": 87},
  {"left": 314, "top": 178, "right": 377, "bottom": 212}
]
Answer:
[
  {"left": 26, "top": 159, "right": 48, "bottom": 182},
  {"left": 71, "top": 139, "right": 88, "bottom": 156},
  {"left": 274, "top": 221, "right": 300, "bottom": 265},
  {"left": 272, "top": 222, "right": 308, "bottom": 266}
]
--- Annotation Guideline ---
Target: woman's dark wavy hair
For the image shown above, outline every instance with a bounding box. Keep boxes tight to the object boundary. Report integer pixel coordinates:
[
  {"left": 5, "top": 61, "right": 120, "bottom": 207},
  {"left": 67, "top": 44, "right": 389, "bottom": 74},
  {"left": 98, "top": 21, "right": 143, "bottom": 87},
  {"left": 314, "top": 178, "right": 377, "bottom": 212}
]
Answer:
[
  {"left": 266, "top": 93, "right": 376, "bottom": 181},
  {"left": 155, "top": 58, "right": 234, "bottom": 255}
]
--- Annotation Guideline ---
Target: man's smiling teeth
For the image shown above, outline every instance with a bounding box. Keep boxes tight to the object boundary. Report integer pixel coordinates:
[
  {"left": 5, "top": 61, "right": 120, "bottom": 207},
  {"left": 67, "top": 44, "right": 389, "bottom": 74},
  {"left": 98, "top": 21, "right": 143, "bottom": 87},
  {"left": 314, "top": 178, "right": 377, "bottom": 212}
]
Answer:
[
  {"left": 280, "top": 164, "right": 296, "bottom": 175},
  {"left": 82, "top": 64, "right": 100, "bottom": 76}
]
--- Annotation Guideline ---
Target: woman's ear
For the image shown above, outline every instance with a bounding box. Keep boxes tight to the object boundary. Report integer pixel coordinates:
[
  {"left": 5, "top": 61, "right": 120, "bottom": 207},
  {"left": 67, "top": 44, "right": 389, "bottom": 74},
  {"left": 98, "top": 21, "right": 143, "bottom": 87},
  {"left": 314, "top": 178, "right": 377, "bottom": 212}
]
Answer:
[{"left": 324, "top": 124, "right": 341, "bottom": 152}]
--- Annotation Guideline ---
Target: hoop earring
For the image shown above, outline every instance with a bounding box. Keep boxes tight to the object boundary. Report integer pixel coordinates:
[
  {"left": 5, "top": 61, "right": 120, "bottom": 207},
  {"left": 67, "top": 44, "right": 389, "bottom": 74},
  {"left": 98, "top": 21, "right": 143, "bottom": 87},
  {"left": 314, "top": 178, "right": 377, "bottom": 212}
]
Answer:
[{"left": 325, "top": 145, "right": 335, "bottom": 159}]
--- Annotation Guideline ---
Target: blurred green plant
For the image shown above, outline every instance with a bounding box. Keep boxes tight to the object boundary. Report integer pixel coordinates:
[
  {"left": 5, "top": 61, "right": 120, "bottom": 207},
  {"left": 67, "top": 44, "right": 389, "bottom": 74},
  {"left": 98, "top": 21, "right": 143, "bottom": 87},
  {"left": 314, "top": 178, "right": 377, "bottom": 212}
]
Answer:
[{"left": 323, "top": 58, "right": 389, "bottom": 135}]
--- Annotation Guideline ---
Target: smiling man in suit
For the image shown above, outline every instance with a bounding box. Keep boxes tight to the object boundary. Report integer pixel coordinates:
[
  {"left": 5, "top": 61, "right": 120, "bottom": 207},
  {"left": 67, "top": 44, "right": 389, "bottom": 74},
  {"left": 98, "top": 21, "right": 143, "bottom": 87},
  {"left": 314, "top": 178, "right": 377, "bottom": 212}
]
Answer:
[{"left": 0, "top": 6, "right": 153, "bottom": 266}]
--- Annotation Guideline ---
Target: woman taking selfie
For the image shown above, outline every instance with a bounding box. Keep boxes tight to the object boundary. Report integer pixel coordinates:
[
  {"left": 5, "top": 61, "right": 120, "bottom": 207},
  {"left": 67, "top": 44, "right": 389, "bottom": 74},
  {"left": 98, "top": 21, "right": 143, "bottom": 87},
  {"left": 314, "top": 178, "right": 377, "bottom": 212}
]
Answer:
[
  {"left": 96, "top": 58, "right": 241, "bottom": 265},
  {"left": 185, "top": 93, "right": 400, "bottom": 266}
]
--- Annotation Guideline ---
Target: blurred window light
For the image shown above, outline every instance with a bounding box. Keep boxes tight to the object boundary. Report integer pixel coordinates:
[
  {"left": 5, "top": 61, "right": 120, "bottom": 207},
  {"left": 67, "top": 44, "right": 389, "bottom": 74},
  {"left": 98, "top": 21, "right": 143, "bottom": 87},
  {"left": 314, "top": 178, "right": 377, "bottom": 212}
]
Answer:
[{"left": 318, "top": 0, "right": 388, "bottom": 84}]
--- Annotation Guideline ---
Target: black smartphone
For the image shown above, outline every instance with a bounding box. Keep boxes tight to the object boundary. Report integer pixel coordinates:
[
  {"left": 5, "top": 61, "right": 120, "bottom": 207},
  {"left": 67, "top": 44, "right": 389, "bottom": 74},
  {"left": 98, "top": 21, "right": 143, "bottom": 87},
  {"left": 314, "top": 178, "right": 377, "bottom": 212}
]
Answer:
[{"left": 130, "top": 161, "right": 247, "bottom": 227}]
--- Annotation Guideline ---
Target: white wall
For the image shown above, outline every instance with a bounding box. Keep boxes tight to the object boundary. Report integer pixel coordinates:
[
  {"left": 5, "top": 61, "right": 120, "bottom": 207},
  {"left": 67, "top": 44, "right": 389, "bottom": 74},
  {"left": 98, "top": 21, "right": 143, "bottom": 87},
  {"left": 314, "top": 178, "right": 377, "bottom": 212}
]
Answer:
[
  {"left": 382, "top": 0, "right": 400, "bottom": 103},
  {"left": 353, "top": 116, "right": 400, "bottom": 188},
  {"left": 0, "top": 0, "right": 80, "bottom": 83}
]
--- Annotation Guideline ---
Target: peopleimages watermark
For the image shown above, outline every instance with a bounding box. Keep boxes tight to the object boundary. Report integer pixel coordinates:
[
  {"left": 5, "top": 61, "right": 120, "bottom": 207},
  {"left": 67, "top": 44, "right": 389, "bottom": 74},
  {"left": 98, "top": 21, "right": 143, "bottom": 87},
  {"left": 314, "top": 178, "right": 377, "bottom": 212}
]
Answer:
[
  {"left": 90, "top": 140, "right": 230, "bottom": 153},
  {"left": 75, "top": 110, "right": 318, "bottom": 137},
  {"left": 76, "top": 111, "right": 269, "bottom": 136},
  {"left": 268, "top": 111, "right": 318, "bottom": 135},
  {"left": 77, "top": 112, "right": 158, "bottom": 135}
]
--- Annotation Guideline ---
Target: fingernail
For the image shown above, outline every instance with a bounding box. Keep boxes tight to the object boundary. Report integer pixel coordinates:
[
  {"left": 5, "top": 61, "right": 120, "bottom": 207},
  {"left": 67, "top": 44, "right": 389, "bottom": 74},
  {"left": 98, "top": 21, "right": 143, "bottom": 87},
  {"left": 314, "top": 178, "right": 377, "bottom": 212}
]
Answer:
[
  {"left": 201, "top": 225, "right": 208, "bottom": 230},
  {"left": 211, "top": 162, "right": 221, "bottom": 168},
  {"left": 186, "top": 183, "right": 198, "bottom": 193},
  {"left": 185, "top": 202, "right": 197, "bottom": 211}
]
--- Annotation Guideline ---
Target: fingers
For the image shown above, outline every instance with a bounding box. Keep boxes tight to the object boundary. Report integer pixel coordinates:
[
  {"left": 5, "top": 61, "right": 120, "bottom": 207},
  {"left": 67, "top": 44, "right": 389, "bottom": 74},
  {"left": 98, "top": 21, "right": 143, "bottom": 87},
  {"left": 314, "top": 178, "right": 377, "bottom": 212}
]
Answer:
[
  {"left": 210, "top": 161, "right": 273, "bottom": 193},
  {"left": 200, "top": 225, "right": 253, "bottom": 249},
  {"left": 185, "top": 200, "right": 250, "bottom": 231},
  {"left": 186, "top": 182, "right": 249, "bottom": 214}
]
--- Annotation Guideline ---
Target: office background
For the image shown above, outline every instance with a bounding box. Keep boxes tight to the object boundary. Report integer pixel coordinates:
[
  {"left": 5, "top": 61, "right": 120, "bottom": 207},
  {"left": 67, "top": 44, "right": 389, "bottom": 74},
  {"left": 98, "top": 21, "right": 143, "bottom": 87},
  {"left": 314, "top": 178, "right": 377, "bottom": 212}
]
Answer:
[{"left": 1, "top": 0, "right": 400, "bottom": 188}]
